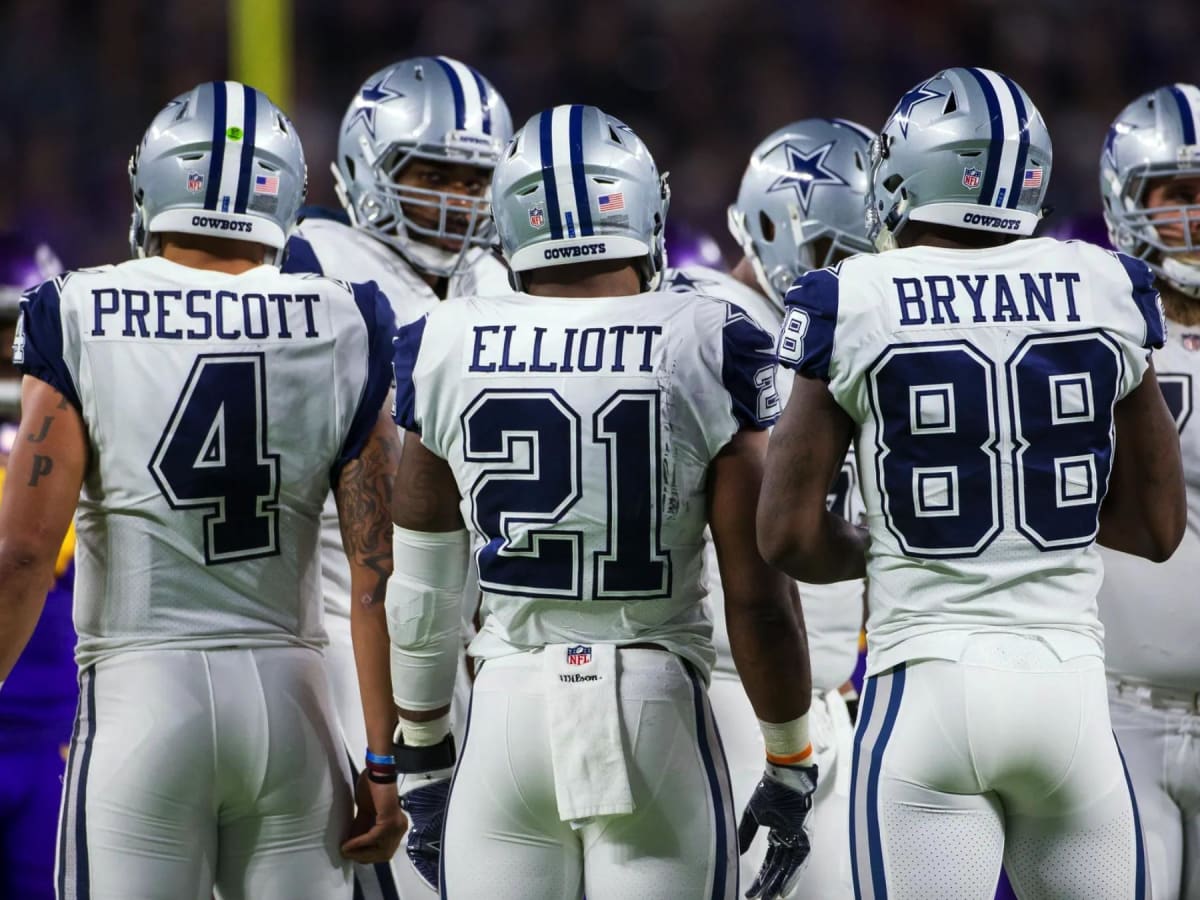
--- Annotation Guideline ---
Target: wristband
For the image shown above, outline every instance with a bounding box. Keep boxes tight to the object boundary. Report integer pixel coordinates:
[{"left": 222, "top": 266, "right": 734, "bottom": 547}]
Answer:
[
  {"left": 759, "top": 713, "right": 813, "bottom": 766},
  {"left": 365, "top": 749, "right": 398, "bottom": 784}
]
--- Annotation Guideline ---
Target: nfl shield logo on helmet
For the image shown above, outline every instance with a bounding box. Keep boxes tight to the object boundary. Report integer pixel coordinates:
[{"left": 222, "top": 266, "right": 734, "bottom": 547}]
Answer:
[
  {"left": 528, "top": 205, "right": 545, "bottom": 228},
  {"left": 566, "top": 645, "right": 592, "bottom": 666},
  {"left": 186, "top": 171, "right": 204, "bottom": 193},
  {"left": 962, "top": 167, "right": 982, "bottom": 190},
  {"left": 1183, "top": 333, "right": 1200, "bottom": 352}
]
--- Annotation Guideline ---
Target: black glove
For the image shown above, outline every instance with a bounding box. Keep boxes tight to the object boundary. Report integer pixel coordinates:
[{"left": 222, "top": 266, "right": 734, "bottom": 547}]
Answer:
[{"left": 737, "top": 761, "right": 818, "bottom": 899}]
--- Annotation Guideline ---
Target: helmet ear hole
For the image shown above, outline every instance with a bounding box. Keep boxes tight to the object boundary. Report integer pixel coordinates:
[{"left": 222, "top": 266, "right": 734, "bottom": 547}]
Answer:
[
  {"left": 759, "top": 211, "right": 775, "bottom": 242},
  {"left": 883, "top": 174, "right": 904, "bottom": 193}
]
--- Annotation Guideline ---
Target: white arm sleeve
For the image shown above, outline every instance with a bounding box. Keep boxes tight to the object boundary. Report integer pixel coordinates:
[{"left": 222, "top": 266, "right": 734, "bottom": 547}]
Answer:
[{"left": 387, "top": 524, "right": 471, "bottom": 711}]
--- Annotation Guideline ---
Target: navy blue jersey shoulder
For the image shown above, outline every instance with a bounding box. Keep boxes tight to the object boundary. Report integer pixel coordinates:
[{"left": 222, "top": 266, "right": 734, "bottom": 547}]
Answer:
[
  {"left": 16, "top": 278, "right": 82, "bottom": 413},
  {"left": 297, "top": 204, "right": 351, "bottom": 226},
  {"left": 781, "top": 266, "right": 841, "bottom": 380},
  {"left": 721, "top": 302, "right": 779, "bottom": 430},
  {"left": 392, "top": 314, "right": 429, "bottom": 434},
  {"left": 1111, "top": 251, "right": 1165, "bottom": 349},
  {"left": 332, "top": 281, "right": 397, "bottom": 485},
  {"left": 281, "top": 234, "right": 323, "bottom": 275}
]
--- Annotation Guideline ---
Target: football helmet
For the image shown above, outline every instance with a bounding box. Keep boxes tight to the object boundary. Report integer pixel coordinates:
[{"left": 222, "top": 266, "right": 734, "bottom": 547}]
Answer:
[
  {"left": 728, "top": 118, "right": 875, "bottom": 306},
  {"left": 129, "top": 81, "right": 307, "bottom": 264},
  {"left": 491, "top": 104, "right": 670, "bottom": 290},
  {"left": 1100, "top": 83, "right": 1200, "bottom": 298},
  {"left": 868, "top": 67, "right": 1052, "bottom": 248},
  {"left": 333, "top": 57, "right": 513, "bottom": 278}
]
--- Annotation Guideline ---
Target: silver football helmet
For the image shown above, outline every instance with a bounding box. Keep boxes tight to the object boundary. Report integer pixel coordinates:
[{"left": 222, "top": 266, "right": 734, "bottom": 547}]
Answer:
[
  {"left": 491, "top": 105, "right": 670, "bottom": 290},
  {"left": 333, "top": 57, "right": 513, "bottom": 278},
  {"left": 1101, "top": 83, "right": 1200, "bottom": 298},
  {"left": 129, "top": 81, "right": 307, "bottom": 263},
  {"left": 868, "top": 67, "right": 1052, "bottom": 248},
  {"left": 728, "top": 118, "right": 875, "bottom": 306}
]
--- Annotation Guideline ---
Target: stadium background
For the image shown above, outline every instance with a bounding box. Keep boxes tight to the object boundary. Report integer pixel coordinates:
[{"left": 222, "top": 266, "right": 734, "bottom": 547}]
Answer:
[{"left": 2, "top": 0, "right": 1197, "bottom": 269}]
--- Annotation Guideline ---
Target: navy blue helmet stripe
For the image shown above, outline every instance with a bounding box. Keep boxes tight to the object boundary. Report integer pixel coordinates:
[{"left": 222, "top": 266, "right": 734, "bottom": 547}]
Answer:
[
  {"left": 234, "top": 84, "right": 257, "bottom": 214},
  {"left": 469, "top": 66, "right": 492, "bottom": 135},
  {"left": 964, "top": 68, "right": 1003, "bottom": 204},
  {"left": 434, "top": 57, "right": 467, "bottom": 130},
  {"left": 1168, "top": 85, "right": 1197, "bottom": 145},
  {"left": 568, "top": 105, "right": 594, "bottom": 237},
  {"left": 205, "top": 81, "right": 227, "bottom": 211},
  {"left": 999, "top": 73, "right": 1031, "bottom": 209},
  {"left": 539, "top": 111, "right": 564, "bottom": 240}
]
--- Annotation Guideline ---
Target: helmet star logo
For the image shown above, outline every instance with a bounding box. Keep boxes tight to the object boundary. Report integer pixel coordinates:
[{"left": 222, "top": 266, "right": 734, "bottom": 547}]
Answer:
[
  {"left": 344, "top": 77, "right": 405, "bottom": 138},
  {"left": 893, "top": 79, "right": 945, "bottom": 139},
  {"left": 766, "top": 142, "right": 849, "bottom": 215}
]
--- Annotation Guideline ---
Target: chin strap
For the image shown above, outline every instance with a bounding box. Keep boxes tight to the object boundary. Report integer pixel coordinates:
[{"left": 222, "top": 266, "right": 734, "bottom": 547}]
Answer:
[{"left": 1160, "top": 256, "right": 1200, "bottom": 299}]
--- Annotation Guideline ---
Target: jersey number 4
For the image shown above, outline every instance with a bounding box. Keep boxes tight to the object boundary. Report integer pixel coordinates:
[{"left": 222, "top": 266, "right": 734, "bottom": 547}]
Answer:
[
  {"left": 463, "top": 388, "right": 671, "bottom": 600},
  {"left": 149, "top": 354, "right": 280, "bottom": 565}
]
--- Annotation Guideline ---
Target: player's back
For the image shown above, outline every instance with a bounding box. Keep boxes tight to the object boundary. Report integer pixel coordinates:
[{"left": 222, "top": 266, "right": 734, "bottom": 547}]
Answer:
[
  {"left": 395, "top": 288, "right": 778, "bottom": 677},
  {"left": 18, "top": 256, "right": 393, "bottom": 667},
  {"left": 784, "top": 237, "right": 1163, "bottom": 673}
]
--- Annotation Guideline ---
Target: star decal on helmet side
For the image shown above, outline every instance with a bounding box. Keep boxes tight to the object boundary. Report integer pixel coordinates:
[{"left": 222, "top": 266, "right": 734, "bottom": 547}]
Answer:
[
  {"left": 766, "top": 142, "right": 849, "bottom": 215},
  {"left": 344, "top": 77, "right": 405, "bottom": 138},
  {"left": 1102, "top": 125, "right": 1120, "bottom": 173},
  {"left": 893, "top": 79, "right": 946, "bottom": 139},
  {"left": 663, "top": 269, "right": 717, "bottom": 292}
]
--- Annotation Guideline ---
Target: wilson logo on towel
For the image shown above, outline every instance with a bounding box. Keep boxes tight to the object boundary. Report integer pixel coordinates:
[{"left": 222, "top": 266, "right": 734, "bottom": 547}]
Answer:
[{"left": 566, "top": 645, "right": 592, "bottom": 666}]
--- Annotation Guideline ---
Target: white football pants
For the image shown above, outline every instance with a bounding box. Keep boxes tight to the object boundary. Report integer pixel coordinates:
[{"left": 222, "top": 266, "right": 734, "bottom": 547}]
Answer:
[
  {"left": 440, "top": 648, "right": 738, "bottom": 899},
  {"left": 55, "top": 647, "right": 353, "bottom": 900},
  {"left": 850, "top": 634, "right": 1150, "bottom": 900}
]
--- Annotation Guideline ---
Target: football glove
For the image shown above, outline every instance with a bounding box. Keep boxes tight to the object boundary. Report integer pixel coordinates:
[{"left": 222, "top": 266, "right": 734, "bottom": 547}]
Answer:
[
  {"left": 737, "top": 761, "right": 818, "bottom": 900},
  {"left": 396, "top": 734, "right": 456, "bottom": 892}
]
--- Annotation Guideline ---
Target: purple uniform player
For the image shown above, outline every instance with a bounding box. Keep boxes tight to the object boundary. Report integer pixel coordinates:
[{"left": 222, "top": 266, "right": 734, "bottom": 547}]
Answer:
[{"left": 0, "top": 231, "right": 74, "bottom": 900}]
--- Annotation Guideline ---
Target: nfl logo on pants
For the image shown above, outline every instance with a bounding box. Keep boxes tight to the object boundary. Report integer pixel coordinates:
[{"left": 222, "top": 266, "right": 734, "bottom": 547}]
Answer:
[{"left": 567, "top": 645, "right": 592, "bottom": 666}]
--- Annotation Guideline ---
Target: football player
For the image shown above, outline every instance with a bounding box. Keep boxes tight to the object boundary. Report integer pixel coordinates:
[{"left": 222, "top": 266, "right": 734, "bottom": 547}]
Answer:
[
  {"left": 279, "top": 55, "right": 512, "bottom": 898},
  {"left": 0, "top": 82, "right": 402, "bottom": 898},
  {"left": 383, "top": 104, "right": 813, "bottom": 899},
  {"left": 1099, "top": 83, "right": 1200, "bottom": 900},
  {"left": 0, "top": 232, "right": 73, "bottom": 900},
  {"left": 759, "top": 66, "right": 1185, "bottom": 899},
  {"left": 661, "top": 118, "right": 875, "bottom": 899}
]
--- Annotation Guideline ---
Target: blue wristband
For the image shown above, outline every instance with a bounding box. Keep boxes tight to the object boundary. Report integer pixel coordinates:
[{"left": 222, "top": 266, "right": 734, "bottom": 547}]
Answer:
[{"left": 366, "top": 749, "right": 396, "bottom": 766}]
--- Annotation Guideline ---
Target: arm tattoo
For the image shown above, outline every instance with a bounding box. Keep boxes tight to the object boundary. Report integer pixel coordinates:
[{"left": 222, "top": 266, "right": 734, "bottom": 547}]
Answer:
[
  {"left": 338, "top": 423, "right": 402, "bottom": 605},
  {"left": 29, "top": 454, "right": 53, "bottom": 486},
  {"left": 26, "top": 415, "right": 54, "bottom": 444}
]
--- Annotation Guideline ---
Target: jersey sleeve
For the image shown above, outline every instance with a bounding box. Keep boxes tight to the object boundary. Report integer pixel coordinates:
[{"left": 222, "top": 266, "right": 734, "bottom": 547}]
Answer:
[
  {"left": 332, "top": 281, "right": 396, "bottom": 482},
  {"left": 15, "top": 278, "right": 82, "bottom": 412},
  {"left": 1111, "top": 252, "right": 1166, "bottom": 349},
  {"left": 721, "top": 303, "right": 780, "bottom": 430},
  {"left": 778, "top": 267, "right": 841, "bottom": 381},
  {"left": 392, "top": 313, "right": 429, "bottom": 435},
  {"left": 280, "top": 234, "right": 324, "bottom": 275}
]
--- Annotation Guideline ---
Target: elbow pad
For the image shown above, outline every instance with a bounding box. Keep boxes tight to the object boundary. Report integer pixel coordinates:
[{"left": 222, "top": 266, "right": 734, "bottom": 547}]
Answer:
[{"left": 387, "top": 525, "right": 471, "bottom": 712}]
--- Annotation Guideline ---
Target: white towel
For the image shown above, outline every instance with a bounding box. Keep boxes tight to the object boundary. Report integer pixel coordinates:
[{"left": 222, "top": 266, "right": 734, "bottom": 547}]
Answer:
[{"left": 543, "top": 642, "right": 635, "bottom": 824}]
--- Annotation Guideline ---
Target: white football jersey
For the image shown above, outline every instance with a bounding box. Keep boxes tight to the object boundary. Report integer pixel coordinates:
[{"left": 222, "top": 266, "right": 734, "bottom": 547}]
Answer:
[
  {"left": 664, "top": 265, "right": 866, "bottom": 690},
  {"left": 394, "top": 289, "right": 781, "bottom": 678},
  {"left": 780, "top": 238, "right": 1165, "bottom": 675},
  {"left": 284, "top": 216, "right": 509, "bottom": 625},
  {"left": 15, "top": 256, "right": 394, "bottom": 668},
  {"left": 1099, "top": 320, "right": 1200, "bottom": 689}
]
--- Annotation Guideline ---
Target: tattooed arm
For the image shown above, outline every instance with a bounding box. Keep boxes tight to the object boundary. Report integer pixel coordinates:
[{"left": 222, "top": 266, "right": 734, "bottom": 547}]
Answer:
[
  {"left": 0, "top": 376, "right": 86, "bottom": 682},
  {"left": 336, "top": 405, "right": 407, "bottom": 864},
  {"left": 335, "top": 405, "right": 403, "bottom": 757}
]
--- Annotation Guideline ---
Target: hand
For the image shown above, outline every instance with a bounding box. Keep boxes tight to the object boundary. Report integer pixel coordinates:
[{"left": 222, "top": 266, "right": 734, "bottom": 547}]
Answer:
[
  {"left": 399, "top": 768, "right": 453, "bottom": 890},
  {"left": 341, "top": 770, "right": 407, "bottom": 864},
  {"left": 737, "top": 762, "right": 818, "bottom": 900}
]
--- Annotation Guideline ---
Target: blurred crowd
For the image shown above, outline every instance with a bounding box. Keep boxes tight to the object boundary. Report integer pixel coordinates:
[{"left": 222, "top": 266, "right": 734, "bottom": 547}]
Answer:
[{"left": 2, "top": 0, "right": 1196, "bottom": 267}]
